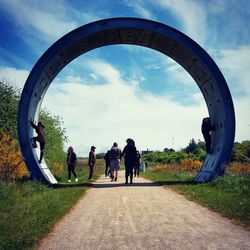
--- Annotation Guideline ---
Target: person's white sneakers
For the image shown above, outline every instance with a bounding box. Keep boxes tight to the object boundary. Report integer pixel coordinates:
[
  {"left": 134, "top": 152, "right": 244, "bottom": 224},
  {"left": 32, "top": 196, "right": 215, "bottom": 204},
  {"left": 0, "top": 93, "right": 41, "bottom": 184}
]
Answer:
[
  {"left": 75, "top": 178, "right": 78, "bottom": 182},
  {"left": 68, "top": 180, "right": 71, "bottom": 183}
]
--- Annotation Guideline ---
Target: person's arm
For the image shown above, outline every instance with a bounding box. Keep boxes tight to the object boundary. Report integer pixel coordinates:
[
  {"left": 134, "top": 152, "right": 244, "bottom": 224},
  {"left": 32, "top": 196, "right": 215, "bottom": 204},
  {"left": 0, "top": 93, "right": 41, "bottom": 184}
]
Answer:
[
  {"left": 121, "top": 146, "right": 126, "bottom": 158},
  {"left": 89, "top": 151, "right": 95, "bottom": 166},
  {"left": 72, "top": 152, "right": 77, "bottom": 163},
  {"left": 88, "top": 152, "right": 92, "bottom": 166},
  {"left": 29, "top": 119, "right": 37, "bottom": 129}
]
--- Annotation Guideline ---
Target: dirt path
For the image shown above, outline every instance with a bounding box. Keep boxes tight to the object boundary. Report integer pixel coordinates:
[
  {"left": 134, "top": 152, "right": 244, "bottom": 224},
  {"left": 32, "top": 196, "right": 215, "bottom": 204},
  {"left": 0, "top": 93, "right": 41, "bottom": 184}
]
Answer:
[{"left": 37, "top": 171, "right": 250, "bottom": 250}]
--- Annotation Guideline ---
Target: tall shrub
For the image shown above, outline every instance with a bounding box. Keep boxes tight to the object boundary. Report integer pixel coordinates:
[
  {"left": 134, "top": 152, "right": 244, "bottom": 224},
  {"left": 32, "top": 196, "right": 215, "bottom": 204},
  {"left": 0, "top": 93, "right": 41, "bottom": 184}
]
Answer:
[
  {"left": 0, "top": 81, "right": 19, "bottom": 138},
  {"left": 38, "top": 109, "right": 68, "bottom": 177},
  {"left": 0, "top": 132, "right": 28, "bottom": 181}
]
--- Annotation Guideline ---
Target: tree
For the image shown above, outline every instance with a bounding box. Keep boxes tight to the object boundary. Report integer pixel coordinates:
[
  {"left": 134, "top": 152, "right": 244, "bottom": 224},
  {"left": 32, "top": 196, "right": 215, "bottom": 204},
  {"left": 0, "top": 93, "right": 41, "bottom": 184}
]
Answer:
[
  {"left": 0, "top": 81, "right": 20, "bottom": 138},
  {"left": 0, "top": 80, "right": 69, "bottom": 180},
  {"left": 231, "top": 141, "right": 250, "bottom": 162},
  {"left": 39, "top": 109, "right": 68, "bottom": 170},
  {"left": 164, "top": 148, "right": 175, "bottom": 153},
  {"left": 183, "top": 138, "right": 198, "bottom": 154}
]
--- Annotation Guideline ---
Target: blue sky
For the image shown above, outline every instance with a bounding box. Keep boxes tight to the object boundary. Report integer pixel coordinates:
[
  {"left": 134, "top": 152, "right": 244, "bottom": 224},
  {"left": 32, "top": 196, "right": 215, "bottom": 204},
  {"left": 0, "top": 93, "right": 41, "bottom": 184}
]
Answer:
[{"left": 0, "top": 0, "right": 250, "bottom": 156}]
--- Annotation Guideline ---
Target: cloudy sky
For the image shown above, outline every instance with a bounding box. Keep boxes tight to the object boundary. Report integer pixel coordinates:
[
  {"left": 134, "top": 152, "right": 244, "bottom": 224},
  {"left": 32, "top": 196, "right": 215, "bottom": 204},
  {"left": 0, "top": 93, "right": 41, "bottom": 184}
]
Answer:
[{"left": 0, "top": 0, "right": 249, "bottom": 156}]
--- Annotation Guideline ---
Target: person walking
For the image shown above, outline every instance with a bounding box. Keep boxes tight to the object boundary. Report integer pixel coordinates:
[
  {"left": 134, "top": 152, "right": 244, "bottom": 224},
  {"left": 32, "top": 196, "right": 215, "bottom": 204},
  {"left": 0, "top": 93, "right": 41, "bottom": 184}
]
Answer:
[
  {"left": 88, "top": 146, "right": 96, "bottom": 181},
  {"left": 201, "top": 117, "right": 215, "bottom": 154},
  {"left": 134, "top": 150, "right": 141, "bottom": 177},
  {"left": 67, "top": 146, "right": 78, "bottom": 182},
  {"left": 29, "top": 119, "right": 46, "bottom": 163},
  {"left": 121, "top": 138, "right": 137, "bottom": 184},
  {"left": 109, "top": 142, "right": 121, "bottom": 182},
  {"left": 104, "top": 149, "right": 110, "bottom": 177}
]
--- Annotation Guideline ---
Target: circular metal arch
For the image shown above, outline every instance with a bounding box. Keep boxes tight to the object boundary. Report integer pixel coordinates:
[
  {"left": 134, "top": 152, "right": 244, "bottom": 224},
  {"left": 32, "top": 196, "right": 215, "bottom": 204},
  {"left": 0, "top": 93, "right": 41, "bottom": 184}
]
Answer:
[{"left": 18, "top": 18, "right": 235, "bottom": 184}]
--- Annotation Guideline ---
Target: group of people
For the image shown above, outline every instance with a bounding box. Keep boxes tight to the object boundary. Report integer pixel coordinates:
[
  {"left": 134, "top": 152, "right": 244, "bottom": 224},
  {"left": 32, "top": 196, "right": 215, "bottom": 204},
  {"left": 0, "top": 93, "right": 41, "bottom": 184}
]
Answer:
[
  {"left": 29, "top": 116, "right": 215, "bottom": 183},
  {"left": 66, "top": 139, "right": 141, "bottom": 184},
  {"left": 104, "top": 139, "right": 141, "bottom": 184}
]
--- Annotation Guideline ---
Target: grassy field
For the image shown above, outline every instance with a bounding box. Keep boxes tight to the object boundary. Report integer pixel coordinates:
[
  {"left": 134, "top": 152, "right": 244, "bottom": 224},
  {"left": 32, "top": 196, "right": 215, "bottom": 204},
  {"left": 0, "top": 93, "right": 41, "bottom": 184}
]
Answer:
[
  {"left": 0, "top": 159, "right": 105, "bottom": 250},
  {"left": 1, "top": 158, "right": 249, "bottom": 249},
  {"left": 141, "top": 166, "right": 250, "bottom": 230}
]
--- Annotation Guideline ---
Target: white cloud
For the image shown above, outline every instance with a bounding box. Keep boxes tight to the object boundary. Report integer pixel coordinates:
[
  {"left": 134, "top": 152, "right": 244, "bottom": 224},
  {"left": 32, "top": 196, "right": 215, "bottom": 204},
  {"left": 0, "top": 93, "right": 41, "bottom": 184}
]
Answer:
[
  {"left": 125, "top": 0, "right": 153, "bottom": 19},
  {"left": 234, "top": 97, "right": 250, "bottom": 143},
  {"left": 215, "top": 46, "right": 250, "bottom": 95},
  {"left": 0, "top": 0, "right": 77, "bottom": 42},
  {"left": 42, "top": 60, "right": 207, "bottom": 156},
  {"left": 0, "top": 67, "right": 29, "bottom": 90},
  {"left": 164, "top": 58, "right": 194, "bottom": 86},
  {"left": 153, "top": 0, "right": 208, "bottom": 44},
  {"left": 213, "top": 45, "right": 250, "bottom": 143}
]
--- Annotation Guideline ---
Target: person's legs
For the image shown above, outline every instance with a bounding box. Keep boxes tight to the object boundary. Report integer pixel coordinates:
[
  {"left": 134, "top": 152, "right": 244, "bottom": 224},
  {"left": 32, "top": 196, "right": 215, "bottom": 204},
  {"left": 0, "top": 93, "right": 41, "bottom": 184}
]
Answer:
[
  {"left": 105, "top": 163, "right": 109, "bottom": 176},
  {"left": 39, "top": 142, "right": 45, "bottom": 163},
  {"left": 114, "top": 168, "right": 118, "bottom": 181},
  {"left": 110, "top": 162, "right": 114, "bottom": 181},
  {"left": 68, "top": 164, "right": 71, "bottom": 181},
  {"left": 88, "top": 165, "right": 94, "bottom": 180},
  {"left": 205, "top": 135, "right": 211, "bottom": 153},
  {"left": 125, "top": 166, "right": 129, "bottom": 184},
  {"left": 32, "top": 137, "right": 38, "bottom": 148},
  {"left": 72, "top": 165, "right": 77, "bottom": 179},
  {"left": 129, "top": 166, "right": 133, "bottom": 184}
]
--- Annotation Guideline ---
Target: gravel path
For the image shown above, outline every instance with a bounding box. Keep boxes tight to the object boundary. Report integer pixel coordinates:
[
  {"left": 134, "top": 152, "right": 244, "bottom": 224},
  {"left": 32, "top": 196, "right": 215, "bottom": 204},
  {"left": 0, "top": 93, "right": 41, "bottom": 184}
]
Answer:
[{"left": 37, "top": 171, "right": 250, "bottom": 250}]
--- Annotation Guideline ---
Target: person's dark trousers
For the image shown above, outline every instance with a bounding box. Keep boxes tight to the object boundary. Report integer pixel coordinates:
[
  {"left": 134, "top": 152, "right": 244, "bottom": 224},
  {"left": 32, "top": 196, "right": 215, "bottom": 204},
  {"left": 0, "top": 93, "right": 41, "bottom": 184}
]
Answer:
[
  {"left": 39, "top": 142, "right": 45, "bottom": 162},
  {"left": 68, "top": 164, "right": 77, "bottom": 179},
  {"left": 204, "top": 134, "right": 211, "bottom": 153},
  {"left": 125, "top": 161, "right": 134, "bottom": 184},
  {"left": 88, "top": 165, "right": 94, "bottom": 180}
]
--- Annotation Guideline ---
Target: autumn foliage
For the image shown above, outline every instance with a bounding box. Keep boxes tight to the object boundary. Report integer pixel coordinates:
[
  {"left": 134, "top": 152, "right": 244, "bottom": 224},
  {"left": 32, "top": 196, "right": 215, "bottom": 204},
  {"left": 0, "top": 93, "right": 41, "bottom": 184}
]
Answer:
[
  {"left": 0, "top": 132, "right": 28, "bottom": 181},
  {"left": 152, "top": 158, "right": 202, "bottom": 172}
]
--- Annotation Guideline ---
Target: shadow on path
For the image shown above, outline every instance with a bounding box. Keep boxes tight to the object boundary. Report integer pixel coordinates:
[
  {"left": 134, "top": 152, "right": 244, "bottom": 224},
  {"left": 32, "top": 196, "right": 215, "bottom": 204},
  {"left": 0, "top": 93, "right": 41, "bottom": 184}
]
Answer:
[{"left": 50, "top": 180, "right": 194, "bottom": 189}]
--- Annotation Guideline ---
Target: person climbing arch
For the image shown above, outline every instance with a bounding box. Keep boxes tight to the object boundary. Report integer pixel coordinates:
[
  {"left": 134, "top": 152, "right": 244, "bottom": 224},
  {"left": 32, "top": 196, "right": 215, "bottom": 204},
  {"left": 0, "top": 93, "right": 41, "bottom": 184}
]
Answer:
[
  {"left": 201, "top": 117, "right": 215, "bottom": 154},
  {"left": 29, "top": 119, "right": 46, "bottom": 163}
]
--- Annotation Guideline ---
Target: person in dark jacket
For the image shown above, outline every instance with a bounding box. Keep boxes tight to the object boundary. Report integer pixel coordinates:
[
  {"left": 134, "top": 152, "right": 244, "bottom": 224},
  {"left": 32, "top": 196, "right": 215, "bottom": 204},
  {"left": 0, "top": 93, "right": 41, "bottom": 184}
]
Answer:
[
  {"left": 29, "top": 119, "right": 46, "bottom": 163},
  {"left": 121, "top": 138, "right": 137, "bottom": 184},
  {"left": 67, "top": 146, "right": 78, "bottom": 182},
  {"left": 201, "top": 117, "right": 215, "bottom": 154},
  {"left": 88, "top": 146, "right": 96, "bottom": 181},
  {"left": 104, "top": 150, "right": 110, "bottom": 177}
]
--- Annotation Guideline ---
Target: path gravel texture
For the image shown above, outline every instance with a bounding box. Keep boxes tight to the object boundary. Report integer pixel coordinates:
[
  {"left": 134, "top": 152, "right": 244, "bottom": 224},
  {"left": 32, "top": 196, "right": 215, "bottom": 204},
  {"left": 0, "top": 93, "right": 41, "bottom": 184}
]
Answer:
[{"left": 38, "top": 171, "right": 250, "bottom": 250}]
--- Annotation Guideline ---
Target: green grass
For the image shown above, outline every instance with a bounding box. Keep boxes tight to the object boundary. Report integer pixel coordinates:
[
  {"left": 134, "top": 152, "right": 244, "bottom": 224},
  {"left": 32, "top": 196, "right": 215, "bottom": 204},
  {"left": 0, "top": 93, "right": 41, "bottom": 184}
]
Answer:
[
  {"left": 141, "top": 168, "right": 250, "bottom": 230},
  {"left": 0, "top": 164, "right": 104, "bottom": 250}
]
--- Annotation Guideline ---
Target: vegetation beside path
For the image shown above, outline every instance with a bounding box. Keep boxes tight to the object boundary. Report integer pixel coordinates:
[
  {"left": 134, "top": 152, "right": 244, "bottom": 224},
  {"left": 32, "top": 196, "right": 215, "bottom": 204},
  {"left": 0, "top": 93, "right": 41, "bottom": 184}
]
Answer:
[
  {"left": 0, "top": 161, "right": 104, "bottom": 250},
  {"left": 141, "top": 165, "right": 250, "bottom": 230}
]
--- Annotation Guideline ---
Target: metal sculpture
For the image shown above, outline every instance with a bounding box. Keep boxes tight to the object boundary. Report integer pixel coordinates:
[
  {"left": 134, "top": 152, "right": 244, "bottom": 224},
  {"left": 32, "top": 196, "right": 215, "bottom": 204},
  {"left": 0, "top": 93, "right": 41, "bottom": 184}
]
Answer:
[{"left": 18, "top": 18, "right": 235, "bottom": 184}]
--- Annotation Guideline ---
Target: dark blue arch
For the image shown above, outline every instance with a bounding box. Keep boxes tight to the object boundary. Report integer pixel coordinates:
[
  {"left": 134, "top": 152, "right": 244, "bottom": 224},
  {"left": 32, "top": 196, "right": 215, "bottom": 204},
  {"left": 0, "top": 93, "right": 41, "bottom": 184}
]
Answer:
[{"left": 18, "top": 18, "right": 235, "bottom": 184}]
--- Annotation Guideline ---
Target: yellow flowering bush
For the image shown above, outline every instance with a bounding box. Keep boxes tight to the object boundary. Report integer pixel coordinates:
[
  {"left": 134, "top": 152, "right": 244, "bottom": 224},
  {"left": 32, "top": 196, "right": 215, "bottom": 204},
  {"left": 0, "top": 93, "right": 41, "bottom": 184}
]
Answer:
[
  {"left": 0, "top": 132, "right": 28, "bottom": 181},
  {"left": 179, "top": 158, "right": 202, "bottom": 171},
  {"left": 152, "top": 159, "right": 202, "bottom": 172},
  {"left": 51, "top": 161, "right": 64, "bottom": 177},
  {"left": 228, "top": 162, "right": 250, "bottom": 175}
]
